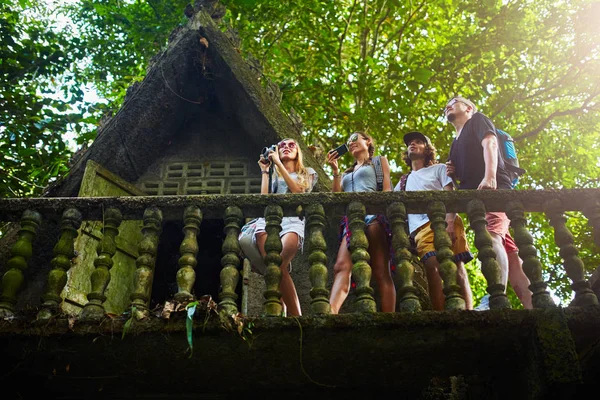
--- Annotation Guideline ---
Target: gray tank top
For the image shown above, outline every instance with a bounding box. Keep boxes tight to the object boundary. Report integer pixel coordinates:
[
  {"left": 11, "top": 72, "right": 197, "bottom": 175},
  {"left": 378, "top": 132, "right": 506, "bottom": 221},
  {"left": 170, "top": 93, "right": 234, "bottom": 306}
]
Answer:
[
  {"left": 273, "top": 168, "right": 318, "bottom": 193},
  {"left": 341, "top": 164, "right": 377, "bottom": 193}
]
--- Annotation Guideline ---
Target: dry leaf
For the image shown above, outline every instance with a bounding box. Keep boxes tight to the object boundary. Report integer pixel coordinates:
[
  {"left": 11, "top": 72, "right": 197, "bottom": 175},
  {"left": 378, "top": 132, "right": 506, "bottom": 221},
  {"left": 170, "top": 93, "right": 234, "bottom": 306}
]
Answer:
[
  {"left": 232, "top": 312, "right": 245, "bottom": 335},
  {"left": 199, "top": 295, "right": 217, "bottom": 314},
  {"left": 161, "top": 301, "right": 176, "bottom": 319}
]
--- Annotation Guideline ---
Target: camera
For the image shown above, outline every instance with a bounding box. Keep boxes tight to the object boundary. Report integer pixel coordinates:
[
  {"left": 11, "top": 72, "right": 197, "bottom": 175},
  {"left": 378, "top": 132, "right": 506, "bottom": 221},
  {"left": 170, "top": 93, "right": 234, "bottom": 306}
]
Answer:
[{"left": 261, "top": 145, "right": 277, "bottom": 160}]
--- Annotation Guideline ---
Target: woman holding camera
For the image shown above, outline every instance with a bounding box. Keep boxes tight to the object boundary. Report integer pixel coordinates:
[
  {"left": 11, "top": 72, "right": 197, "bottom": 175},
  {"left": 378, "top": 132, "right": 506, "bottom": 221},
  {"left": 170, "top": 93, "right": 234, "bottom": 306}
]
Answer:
[
  {"left": 326, "top": 132, "right": 396, "bottom": 313},
  {"left": 240, "top": 138, "right": 317, "bottom": 316}
]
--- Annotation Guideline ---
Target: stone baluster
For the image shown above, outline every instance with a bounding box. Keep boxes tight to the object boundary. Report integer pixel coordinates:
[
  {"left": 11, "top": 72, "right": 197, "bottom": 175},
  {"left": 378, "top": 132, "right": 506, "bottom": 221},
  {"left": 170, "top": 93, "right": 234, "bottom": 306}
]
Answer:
[
  {"left": 305, "top": 203, "right": 331, "bottom": 314},
  {"left": 37, "top": 208, "right": 83, "bottom": 320},
  {"left": 544, "top": 199, "right": 598, "bottom": 306},
  {"left": 584, "top": 200, "right": 600, "bottom": 248},
  {"left": 129, "top": 207, "right": 163, "bottom": 318},
  {"left": 263, "top": 205, "right": 283, "bottom": 316},
  {"left": 0, "top": 210, "right": 42, "bottom": 318},
  {"left": 584, "top": 200, "right": 600, "bottom": 299},
  {"left": 347, "top": 201, "right": 376, "bottom": 313},
  {"left": 387, "top": 202, "right": 420, "bottom": 312},
  {"left": 428, "top": 202, "right": 465, "bottom": 310},
  {"left": 81, "top": 207, "right": 122, "bottom": 320},
  {"left": 241, "top": 258, "right": 251, "bottom": 316},
  {"left": 174, "top": 206, "right": 202, "bottom": 303},
  {"left": 467, "top": 200, "right": 511, "bottom": 309},
  {"left": 506, "top": 201, "right": 555, "bottom": 308},
  {"left": 219, "top": 206, "right": 243, "bottom": 315}
]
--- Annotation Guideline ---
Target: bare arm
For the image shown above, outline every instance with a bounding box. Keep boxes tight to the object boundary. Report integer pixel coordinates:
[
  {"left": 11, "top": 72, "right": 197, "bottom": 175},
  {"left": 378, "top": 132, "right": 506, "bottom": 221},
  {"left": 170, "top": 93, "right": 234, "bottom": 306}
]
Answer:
[
  {"left": 332, "top": 174, "right": 343, "bottom": 192},
  {"left": 259, "top": 158, "right": 271, "bottom": 194},
  {"left": 479, "top": 133, "right": 498, "bottom": 190},
  {"left": 327, "top": 150, "right": 343, "bottom": 192},
  {"left": 381, "top": 156, "right": 392, "bottom": 191},
  {"left": 274, "top": 164, "right": 305, "bottom": 193}
]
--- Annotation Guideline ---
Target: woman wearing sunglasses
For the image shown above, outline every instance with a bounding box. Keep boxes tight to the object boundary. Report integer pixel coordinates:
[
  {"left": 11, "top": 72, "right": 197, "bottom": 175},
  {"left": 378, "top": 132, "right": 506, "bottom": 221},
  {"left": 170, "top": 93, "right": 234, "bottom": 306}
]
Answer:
[
  {"left": 326, "top": 132, "right": 396, "bottom": 313},
  {"left": 240, "top": 139, "right": 317, "bottom": 316}
]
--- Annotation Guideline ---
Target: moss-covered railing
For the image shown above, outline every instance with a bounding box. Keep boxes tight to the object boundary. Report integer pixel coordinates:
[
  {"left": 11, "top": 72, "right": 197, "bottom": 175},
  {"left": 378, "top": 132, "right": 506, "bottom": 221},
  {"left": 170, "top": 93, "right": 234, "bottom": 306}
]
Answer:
[{"left": 0, "top": 189, "right": 599, "bottom": 320}]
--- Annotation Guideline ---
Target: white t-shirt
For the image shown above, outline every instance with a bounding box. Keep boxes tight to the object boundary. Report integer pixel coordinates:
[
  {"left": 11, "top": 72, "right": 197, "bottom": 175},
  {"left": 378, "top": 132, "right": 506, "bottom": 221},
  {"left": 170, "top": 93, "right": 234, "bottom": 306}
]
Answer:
[{"left": 393, "top": 164, "right": 452, "bottom": 235}]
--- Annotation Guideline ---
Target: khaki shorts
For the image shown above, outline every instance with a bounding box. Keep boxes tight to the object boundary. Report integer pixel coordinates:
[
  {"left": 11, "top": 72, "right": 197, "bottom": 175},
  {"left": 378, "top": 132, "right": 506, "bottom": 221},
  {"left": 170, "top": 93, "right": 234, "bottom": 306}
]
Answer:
[{"left": 413, "top": 215, "right": 473, "bottom": 264}]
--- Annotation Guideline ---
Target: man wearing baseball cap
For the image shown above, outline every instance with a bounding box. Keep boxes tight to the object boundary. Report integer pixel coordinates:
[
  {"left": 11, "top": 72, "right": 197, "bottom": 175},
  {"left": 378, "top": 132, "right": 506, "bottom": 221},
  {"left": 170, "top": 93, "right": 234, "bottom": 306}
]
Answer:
[{"left": 394, "top": 131, "right": 473, "bottom": 310}]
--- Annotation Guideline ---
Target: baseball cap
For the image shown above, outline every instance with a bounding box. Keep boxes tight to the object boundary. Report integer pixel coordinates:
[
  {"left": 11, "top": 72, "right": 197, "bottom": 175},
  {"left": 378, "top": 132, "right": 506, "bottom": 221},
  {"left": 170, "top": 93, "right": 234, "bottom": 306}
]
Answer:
[{"left": 403, "top": 131, "right": 433, "bottom": 147}]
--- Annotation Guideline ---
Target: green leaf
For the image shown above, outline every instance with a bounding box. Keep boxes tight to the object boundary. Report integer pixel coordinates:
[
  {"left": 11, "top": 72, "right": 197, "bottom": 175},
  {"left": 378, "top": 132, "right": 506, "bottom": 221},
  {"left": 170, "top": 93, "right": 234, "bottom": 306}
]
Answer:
[
  {"left": 413, "top": 67, "right": 433, "bottom": 84},
  {"left": 122, "top": 306, "right": 136, "bottom": 339},
  {"left": 185, "top": 301, "right": 199, "bottom": 358}
]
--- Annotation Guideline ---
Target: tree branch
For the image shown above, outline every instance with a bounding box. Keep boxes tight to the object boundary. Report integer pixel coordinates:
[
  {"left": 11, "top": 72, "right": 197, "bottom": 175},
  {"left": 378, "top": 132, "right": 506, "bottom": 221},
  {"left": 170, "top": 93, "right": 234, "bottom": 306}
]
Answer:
[
  {"left": 359, "top": 0, "right": 369, "bottom": 61},
  {"left": 382, "top": 0, "right": 426, "bottom": 50},
  {"left": 516, "top": 92, "right": 600, "bottom": 142},
  {"left": 338, "top": 0, "right": 358, "bottom": 68},
  {"left": 261, "top": 19, "right": 291, "bottom": 63},
  {"left": 356, "top": 0, "right": 370, "bottom": 109},
  {"left": 523, "top": 66, "right": 580, "bottom": 101},
  {"left": 146, "top": 0, "right": 161, "bottom": 21},
  {"left": 370, "top": 5, "right": 390, "bottom": 58},
  {"left": 491, "top": 73, "right": 534, "bottom": 119}
]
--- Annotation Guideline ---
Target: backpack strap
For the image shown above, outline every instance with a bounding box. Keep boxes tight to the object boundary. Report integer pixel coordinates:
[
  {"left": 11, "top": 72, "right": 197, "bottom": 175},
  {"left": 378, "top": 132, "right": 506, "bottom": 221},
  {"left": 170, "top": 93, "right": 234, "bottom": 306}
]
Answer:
[
  {"left": 372, "top": 156, "right": 384, "bottom": 191},
  {"left": 271, "top": 168, "right": 278, "bottom": 193},
  {"left": 399, "top": 172, "right": 410, "bottom": 191}
]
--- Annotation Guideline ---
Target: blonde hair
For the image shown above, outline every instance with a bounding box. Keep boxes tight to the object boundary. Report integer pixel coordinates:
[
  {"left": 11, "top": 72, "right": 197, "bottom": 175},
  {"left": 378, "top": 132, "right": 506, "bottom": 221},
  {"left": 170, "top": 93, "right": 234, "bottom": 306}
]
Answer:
[{"left": 275, "top": 139, "right": 311, "bottom": 192}]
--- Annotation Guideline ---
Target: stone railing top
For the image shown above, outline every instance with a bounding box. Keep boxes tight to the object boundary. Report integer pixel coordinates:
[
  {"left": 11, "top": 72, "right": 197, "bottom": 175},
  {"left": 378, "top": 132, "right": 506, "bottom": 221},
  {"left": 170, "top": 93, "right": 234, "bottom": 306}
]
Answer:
[{"left": 0, "top": 189, "right": 598, "bottom": 221}]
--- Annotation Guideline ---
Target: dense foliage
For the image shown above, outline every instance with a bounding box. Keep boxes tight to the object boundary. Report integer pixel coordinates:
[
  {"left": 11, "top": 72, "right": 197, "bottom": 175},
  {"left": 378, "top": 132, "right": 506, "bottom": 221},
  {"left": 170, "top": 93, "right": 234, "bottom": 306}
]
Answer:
[
  {"left": 1, "top": 0, "right": 81, "bottom": 196},
  {"left": 1, "top": 0, "right": 599, "bottom": 305}
]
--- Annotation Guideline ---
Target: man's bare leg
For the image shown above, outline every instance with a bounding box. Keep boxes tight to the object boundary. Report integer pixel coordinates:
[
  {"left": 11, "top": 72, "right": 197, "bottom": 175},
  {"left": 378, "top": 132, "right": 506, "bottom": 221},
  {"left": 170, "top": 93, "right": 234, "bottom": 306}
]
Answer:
[
  {"left": 423, "top": 258, "right": 444, "bottom": 311},
  {"left": 507, "top": 251, "right": 533, "bottom": 309},
  {"left": 424, "top": 258, "right": 472, "bottom": 311},
  {"left": 456, "top": 261, "right": 473, "bottom": 310},
  {"left": 489, "top": 233, "right": 509, "bottom": 289}
]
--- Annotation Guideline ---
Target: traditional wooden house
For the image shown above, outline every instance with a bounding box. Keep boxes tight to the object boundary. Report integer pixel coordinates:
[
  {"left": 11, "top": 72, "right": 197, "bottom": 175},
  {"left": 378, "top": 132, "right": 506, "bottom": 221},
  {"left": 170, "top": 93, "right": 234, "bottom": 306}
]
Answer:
[{"left": 1, "top": 4, "right": 599, "bottom": 399}]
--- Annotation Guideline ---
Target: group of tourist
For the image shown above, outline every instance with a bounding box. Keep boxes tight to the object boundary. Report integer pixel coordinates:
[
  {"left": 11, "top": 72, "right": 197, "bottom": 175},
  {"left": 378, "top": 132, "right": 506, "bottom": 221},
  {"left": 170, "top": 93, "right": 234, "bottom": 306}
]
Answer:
[{"left": 239, "top": 96, "right": 533, "bottom": 316}]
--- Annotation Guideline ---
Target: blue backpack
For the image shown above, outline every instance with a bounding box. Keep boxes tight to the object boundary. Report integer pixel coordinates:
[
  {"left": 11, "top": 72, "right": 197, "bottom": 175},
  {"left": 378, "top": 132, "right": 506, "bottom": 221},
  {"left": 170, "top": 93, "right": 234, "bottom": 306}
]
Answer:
[{"left": 496, "top": 129, "right": 526, "bottom": 188}]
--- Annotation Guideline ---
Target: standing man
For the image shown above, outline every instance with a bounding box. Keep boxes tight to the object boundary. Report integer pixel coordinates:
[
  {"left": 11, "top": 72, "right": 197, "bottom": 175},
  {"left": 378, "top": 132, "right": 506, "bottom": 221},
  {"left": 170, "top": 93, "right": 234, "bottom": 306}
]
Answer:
[
  {"left": 445, "top": 96, "right": 532, "bottom": 309},
  {"left": 395, "top": 131, "right": 474, "bottom": 310}
]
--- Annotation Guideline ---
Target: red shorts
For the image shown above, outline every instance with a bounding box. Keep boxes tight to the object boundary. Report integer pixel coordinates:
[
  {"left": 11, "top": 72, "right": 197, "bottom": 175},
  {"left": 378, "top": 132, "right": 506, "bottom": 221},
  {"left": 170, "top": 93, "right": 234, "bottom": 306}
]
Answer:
[
  {"left": 504, "top": 232, "right": 518, "bottom": 254},
  {"left": 485, "top": 212, "right": 518, "bottom": 253}
]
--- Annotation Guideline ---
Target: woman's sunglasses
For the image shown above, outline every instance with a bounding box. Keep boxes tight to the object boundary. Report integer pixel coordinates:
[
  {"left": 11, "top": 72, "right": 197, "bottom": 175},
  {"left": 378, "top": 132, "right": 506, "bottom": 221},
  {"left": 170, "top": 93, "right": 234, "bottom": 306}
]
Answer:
[{"left": 278, "top": 140, "right": 297, "bottom": 150}]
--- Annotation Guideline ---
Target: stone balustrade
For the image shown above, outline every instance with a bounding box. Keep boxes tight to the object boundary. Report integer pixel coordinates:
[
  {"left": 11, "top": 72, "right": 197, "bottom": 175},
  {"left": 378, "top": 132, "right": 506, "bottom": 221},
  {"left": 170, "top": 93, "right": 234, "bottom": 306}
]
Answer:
[{"left": 0, "top": 189, "right": 598, "bottom": 319}]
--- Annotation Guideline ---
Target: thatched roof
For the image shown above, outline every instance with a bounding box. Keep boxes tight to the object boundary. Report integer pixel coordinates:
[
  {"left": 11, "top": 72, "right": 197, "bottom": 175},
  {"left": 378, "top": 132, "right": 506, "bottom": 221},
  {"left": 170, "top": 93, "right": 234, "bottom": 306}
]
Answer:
[{"left": 45, "top": 5, "right": 330, "bottom": 197}]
